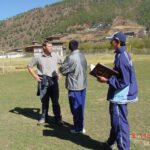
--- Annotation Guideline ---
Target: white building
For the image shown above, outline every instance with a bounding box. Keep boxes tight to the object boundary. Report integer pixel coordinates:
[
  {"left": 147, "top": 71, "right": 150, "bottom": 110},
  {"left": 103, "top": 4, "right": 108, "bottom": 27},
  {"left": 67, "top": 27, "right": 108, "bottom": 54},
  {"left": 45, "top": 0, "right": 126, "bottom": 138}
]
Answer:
[
  {"left": 25, "top": 38, "right": 64, "bottom": 57},
  {"left": 0, "top": 52, "right": 25, "bottom": 59}
]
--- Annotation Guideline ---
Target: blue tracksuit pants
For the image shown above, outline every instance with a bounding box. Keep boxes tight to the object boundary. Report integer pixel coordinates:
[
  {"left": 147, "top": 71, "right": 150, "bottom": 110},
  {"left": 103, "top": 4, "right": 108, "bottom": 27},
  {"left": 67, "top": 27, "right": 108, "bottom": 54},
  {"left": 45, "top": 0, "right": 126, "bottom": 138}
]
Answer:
[
  {"left": 107, "top": 103, "right": 130, "bottom": 150},
  {"left": 68, "top": 89, "right": 86, "bottom": 131}
]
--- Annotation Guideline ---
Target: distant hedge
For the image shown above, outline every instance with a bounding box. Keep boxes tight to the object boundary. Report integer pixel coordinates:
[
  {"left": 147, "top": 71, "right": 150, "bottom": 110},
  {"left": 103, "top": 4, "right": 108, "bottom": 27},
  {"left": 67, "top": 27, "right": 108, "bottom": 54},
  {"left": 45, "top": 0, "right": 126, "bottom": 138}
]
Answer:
[{"left": 75, "top": 37, "right": 150, "bottom": 54}]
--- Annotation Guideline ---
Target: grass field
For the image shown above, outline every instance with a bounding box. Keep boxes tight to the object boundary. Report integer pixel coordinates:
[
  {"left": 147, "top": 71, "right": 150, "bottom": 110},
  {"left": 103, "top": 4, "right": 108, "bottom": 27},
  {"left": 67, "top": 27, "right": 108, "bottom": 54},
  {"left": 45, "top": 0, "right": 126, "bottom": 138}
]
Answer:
[{"left": 0, "top": 54, "right": 150, "bottom": 150}]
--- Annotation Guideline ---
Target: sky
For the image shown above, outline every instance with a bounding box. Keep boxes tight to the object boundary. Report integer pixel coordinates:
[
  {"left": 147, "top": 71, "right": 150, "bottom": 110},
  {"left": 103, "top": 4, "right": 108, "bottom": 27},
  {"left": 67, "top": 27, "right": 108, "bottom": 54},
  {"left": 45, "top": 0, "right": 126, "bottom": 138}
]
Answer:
[{"left": 0, "top": 0, "right": 61, "bottom": 20}]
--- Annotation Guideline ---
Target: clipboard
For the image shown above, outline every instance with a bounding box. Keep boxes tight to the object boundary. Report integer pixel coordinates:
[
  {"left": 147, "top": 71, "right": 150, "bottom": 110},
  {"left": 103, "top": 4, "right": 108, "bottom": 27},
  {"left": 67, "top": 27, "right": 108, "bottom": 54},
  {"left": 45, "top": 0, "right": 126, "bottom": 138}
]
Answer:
[{"left": 89, "top": 63, "right": 119, "bottom": 79}]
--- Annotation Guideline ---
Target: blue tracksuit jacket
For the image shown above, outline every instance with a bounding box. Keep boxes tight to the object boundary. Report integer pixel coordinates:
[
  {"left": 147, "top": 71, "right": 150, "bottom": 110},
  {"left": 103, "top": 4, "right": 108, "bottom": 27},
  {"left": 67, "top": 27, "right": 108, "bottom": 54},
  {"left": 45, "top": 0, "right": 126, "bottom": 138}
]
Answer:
[{"left": 107, "top": 46, "right": 138, "bottom": 104}]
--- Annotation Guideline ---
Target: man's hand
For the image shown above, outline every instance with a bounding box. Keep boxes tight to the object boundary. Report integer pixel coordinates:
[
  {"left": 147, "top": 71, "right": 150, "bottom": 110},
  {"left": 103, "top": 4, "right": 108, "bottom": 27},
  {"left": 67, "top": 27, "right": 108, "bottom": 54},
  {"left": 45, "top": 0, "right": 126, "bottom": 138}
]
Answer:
[
  {"left": 56, "top": 73, "right": 62, "bottom": 80},
  {"left": 27, "top": 66, "right": 42, "bottom": 82},
  {"left": 97, "top": 76, "right": 108, "bottom": 83},
  {"left": 34, "top": 74, "right": 42, "bottom": 82}
]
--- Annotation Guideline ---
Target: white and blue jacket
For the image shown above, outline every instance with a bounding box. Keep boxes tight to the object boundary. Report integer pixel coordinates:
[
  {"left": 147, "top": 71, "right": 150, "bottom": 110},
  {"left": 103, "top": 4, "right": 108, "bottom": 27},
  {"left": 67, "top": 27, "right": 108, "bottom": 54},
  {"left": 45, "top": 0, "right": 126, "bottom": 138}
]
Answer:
[{"left": 107, "top": 46, "right": 138, "bottom": 104}]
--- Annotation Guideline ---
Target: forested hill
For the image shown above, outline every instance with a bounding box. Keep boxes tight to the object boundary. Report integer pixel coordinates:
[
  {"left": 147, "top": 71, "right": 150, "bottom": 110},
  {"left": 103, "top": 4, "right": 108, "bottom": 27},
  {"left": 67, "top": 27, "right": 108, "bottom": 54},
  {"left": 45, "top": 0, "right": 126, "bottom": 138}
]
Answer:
[{"left": 0, "top": 0, "right": 150, "bottom": 50}]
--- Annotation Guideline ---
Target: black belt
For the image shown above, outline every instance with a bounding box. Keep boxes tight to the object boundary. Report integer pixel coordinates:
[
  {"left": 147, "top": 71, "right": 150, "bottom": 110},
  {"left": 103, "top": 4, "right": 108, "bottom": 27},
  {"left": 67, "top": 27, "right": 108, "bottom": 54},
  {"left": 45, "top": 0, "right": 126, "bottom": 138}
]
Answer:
[{"left": 38, "top": 75, "right": 57, "bottom": 80}]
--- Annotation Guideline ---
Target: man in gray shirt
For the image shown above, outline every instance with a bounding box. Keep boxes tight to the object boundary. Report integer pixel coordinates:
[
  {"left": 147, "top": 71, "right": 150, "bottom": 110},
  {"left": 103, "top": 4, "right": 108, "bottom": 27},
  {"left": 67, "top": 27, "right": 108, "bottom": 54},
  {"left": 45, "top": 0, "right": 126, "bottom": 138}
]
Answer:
[
  {"left": 27, "top": 40, "right": 63, "bottom": 125},
  {"left": 60, "top": 40, "right": 87, "bottom": 133}
]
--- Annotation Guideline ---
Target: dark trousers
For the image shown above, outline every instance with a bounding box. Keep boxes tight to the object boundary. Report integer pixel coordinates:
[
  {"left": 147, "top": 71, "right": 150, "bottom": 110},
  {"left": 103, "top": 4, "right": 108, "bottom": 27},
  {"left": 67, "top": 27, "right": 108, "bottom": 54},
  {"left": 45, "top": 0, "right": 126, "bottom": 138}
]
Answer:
[
  {"left": 107, "top": 103, "right": 130, "bottom": 150},
  {"left": 68, "top": 89, "right": 86, "bottom": 131},
  {"left": 40, "top": 78, "right": 62, "bottom": 121}
]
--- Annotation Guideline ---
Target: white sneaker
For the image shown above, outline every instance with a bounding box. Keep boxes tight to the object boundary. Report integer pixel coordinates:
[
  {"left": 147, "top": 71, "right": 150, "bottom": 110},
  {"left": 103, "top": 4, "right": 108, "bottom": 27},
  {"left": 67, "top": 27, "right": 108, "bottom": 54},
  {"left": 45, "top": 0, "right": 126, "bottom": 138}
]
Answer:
[
  {"left": 70, "top": 128, "right": 86, "bottom": 134},
  {"left": 37, "top": 118, "right": 45, "bottom": 125},
  {"left": 81, "top": 128, "right": 86, "bottom": 134}
]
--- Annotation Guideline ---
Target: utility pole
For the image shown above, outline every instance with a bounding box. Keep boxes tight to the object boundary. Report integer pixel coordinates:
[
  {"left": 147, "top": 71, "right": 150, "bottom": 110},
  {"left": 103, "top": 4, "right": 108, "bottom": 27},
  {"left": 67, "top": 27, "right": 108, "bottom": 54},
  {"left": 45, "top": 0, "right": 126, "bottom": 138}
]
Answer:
[{"left": 2, "top": 51, "right": 5, "bottom": 74}]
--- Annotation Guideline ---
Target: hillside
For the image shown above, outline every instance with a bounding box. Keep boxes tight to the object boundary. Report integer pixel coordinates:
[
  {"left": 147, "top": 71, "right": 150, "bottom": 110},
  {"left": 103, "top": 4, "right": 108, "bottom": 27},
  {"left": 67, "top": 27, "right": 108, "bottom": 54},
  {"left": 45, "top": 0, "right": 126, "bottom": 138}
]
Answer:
[{"left": 0, "top": 0, "right": 150, "bottom": 50}]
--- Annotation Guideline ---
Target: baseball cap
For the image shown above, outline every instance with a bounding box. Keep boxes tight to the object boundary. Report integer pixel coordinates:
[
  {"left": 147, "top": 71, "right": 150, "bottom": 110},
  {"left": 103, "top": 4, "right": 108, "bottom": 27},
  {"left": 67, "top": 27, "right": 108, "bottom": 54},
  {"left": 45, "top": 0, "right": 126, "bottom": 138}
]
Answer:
[{"left": 109, "top": 32, "right": 126, "bottom": 43}]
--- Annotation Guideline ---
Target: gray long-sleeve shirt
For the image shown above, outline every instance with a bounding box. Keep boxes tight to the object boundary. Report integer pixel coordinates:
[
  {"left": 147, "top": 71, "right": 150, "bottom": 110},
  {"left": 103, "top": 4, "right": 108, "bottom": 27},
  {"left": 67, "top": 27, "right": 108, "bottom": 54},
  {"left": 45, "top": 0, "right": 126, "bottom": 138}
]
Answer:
[{"left": 60, "top": 50, "right": 87, "bottom": 91}]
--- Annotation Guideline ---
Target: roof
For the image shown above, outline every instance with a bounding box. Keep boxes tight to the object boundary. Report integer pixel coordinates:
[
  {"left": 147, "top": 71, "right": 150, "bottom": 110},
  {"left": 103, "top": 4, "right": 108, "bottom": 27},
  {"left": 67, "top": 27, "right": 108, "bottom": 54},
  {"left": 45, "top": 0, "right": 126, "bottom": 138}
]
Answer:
[
  {"left": 45, "top": 36, "right": 62, "bottom": 41},
  {"left": 25, "top": 45, "right": 42, "bottom": 52}
]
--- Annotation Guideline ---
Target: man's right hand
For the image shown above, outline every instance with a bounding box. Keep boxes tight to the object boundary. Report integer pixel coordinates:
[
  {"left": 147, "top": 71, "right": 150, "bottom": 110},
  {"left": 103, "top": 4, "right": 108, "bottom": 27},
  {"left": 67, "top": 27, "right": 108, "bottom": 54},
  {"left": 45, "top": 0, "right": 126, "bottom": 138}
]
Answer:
[
  {"left": 34, "top": 75, "right": 42, "bottom": 82},
  {"left": 27, "top": 66, "right": 43, "bottom": 82}
]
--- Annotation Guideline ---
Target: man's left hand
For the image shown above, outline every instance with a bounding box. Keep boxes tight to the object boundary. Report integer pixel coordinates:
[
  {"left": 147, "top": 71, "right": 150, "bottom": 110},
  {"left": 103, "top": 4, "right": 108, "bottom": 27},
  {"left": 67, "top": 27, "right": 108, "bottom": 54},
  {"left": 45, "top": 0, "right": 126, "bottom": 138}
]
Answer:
[
  {"left": 56, "top": 74, "right": 62, "bottom": 80},
  {"left": 97, "top": 76, "right": 108, "bottom": 83}
]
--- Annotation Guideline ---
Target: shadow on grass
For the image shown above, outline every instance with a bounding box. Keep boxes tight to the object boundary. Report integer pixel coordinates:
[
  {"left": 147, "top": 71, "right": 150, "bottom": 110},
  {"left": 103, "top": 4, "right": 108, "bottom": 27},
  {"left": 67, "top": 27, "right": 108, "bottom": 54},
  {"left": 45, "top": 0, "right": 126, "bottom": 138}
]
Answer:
[
  {"left": 43, "top": 122, "right": 111, "bottom": 150},
  {"left": 9, "top": 107, "right": 111, "bottom": 149},
  {"left": 9, "top": 107, "right": 40, "bottom": 120}
]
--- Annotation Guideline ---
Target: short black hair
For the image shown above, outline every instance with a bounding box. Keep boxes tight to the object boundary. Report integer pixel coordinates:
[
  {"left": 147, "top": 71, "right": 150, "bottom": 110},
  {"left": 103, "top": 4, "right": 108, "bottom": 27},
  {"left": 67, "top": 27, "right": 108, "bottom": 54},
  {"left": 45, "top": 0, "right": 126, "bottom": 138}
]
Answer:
[
  {"left": 42, "top": 40, "right": 52, "bottom": 47},
  {"left": 111, "top": 39, "right": 126, "bottom": 46},
  {"left": 69, "top": 40, "right": 79, "bottom": 51},
  {"left": 120, "top": 41, "right": 126, "bottom": 46}
]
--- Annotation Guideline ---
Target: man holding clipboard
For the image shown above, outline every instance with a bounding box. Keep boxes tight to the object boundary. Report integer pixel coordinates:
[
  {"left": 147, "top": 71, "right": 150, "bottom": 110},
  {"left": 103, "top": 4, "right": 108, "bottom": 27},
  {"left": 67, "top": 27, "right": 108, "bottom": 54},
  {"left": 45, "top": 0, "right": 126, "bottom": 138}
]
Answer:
[{"left": 97, "top": 32, "right": 138, "bottom": 150}]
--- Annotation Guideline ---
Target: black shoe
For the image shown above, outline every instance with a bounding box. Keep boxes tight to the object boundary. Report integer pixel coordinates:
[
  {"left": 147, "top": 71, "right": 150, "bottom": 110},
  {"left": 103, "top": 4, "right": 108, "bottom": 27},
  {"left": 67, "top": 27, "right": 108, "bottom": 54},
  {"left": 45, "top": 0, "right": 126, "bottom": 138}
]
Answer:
[
  {"left": 99, "top": 142, "right": 113, "bottom": 150},
  {"left": 55, "top": 120, "right": 64, "bottom": 126}
]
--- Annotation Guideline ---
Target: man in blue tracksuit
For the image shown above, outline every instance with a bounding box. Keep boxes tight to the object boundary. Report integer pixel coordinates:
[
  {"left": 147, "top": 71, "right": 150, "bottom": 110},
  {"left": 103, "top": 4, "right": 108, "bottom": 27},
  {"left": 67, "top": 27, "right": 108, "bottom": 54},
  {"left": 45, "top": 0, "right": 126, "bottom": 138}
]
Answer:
[
  {"left": 98, "top": 32, "right": 138, "bottom": 150},
  {"left": 60, "top": 40, "right": 87, "bottom": 134}
]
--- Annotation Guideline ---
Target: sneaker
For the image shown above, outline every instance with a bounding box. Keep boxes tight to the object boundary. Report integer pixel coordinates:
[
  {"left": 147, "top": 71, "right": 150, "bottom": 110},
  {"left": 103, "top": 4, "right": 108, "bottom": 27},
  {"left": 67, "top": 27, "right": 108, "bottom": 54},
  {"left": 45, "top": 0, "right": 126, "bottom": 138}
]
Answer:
[
  {"left": 37, "top": 118, "right": 45, "bottom": 125},
  {"left": 55, "top": 120, "right": 65, "bottom": 126},
  {"left": 70, "top": 128, "right": 86, "bottom": 134},
  {"left": 37, "top": 115, "right": 49, "bottom": 125},
  {"left": 99, "top": 142, "right": 113, "bottom": 150}
]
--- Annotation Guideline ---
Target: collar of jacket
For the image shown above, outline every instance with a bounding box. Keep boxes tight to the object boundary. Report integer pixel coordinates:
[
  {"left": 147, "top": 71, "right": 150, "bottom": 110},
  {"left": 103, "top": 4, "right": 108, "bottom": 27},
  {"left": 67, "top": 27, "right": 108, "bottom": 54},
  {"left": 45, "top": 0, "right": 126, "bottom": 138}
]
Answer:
[
  {"left": 115, "top": 46, "right": 126, "bottom": 54},
  {"left": 71, "top": 49, "right": 80, "bottom": 54}
]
